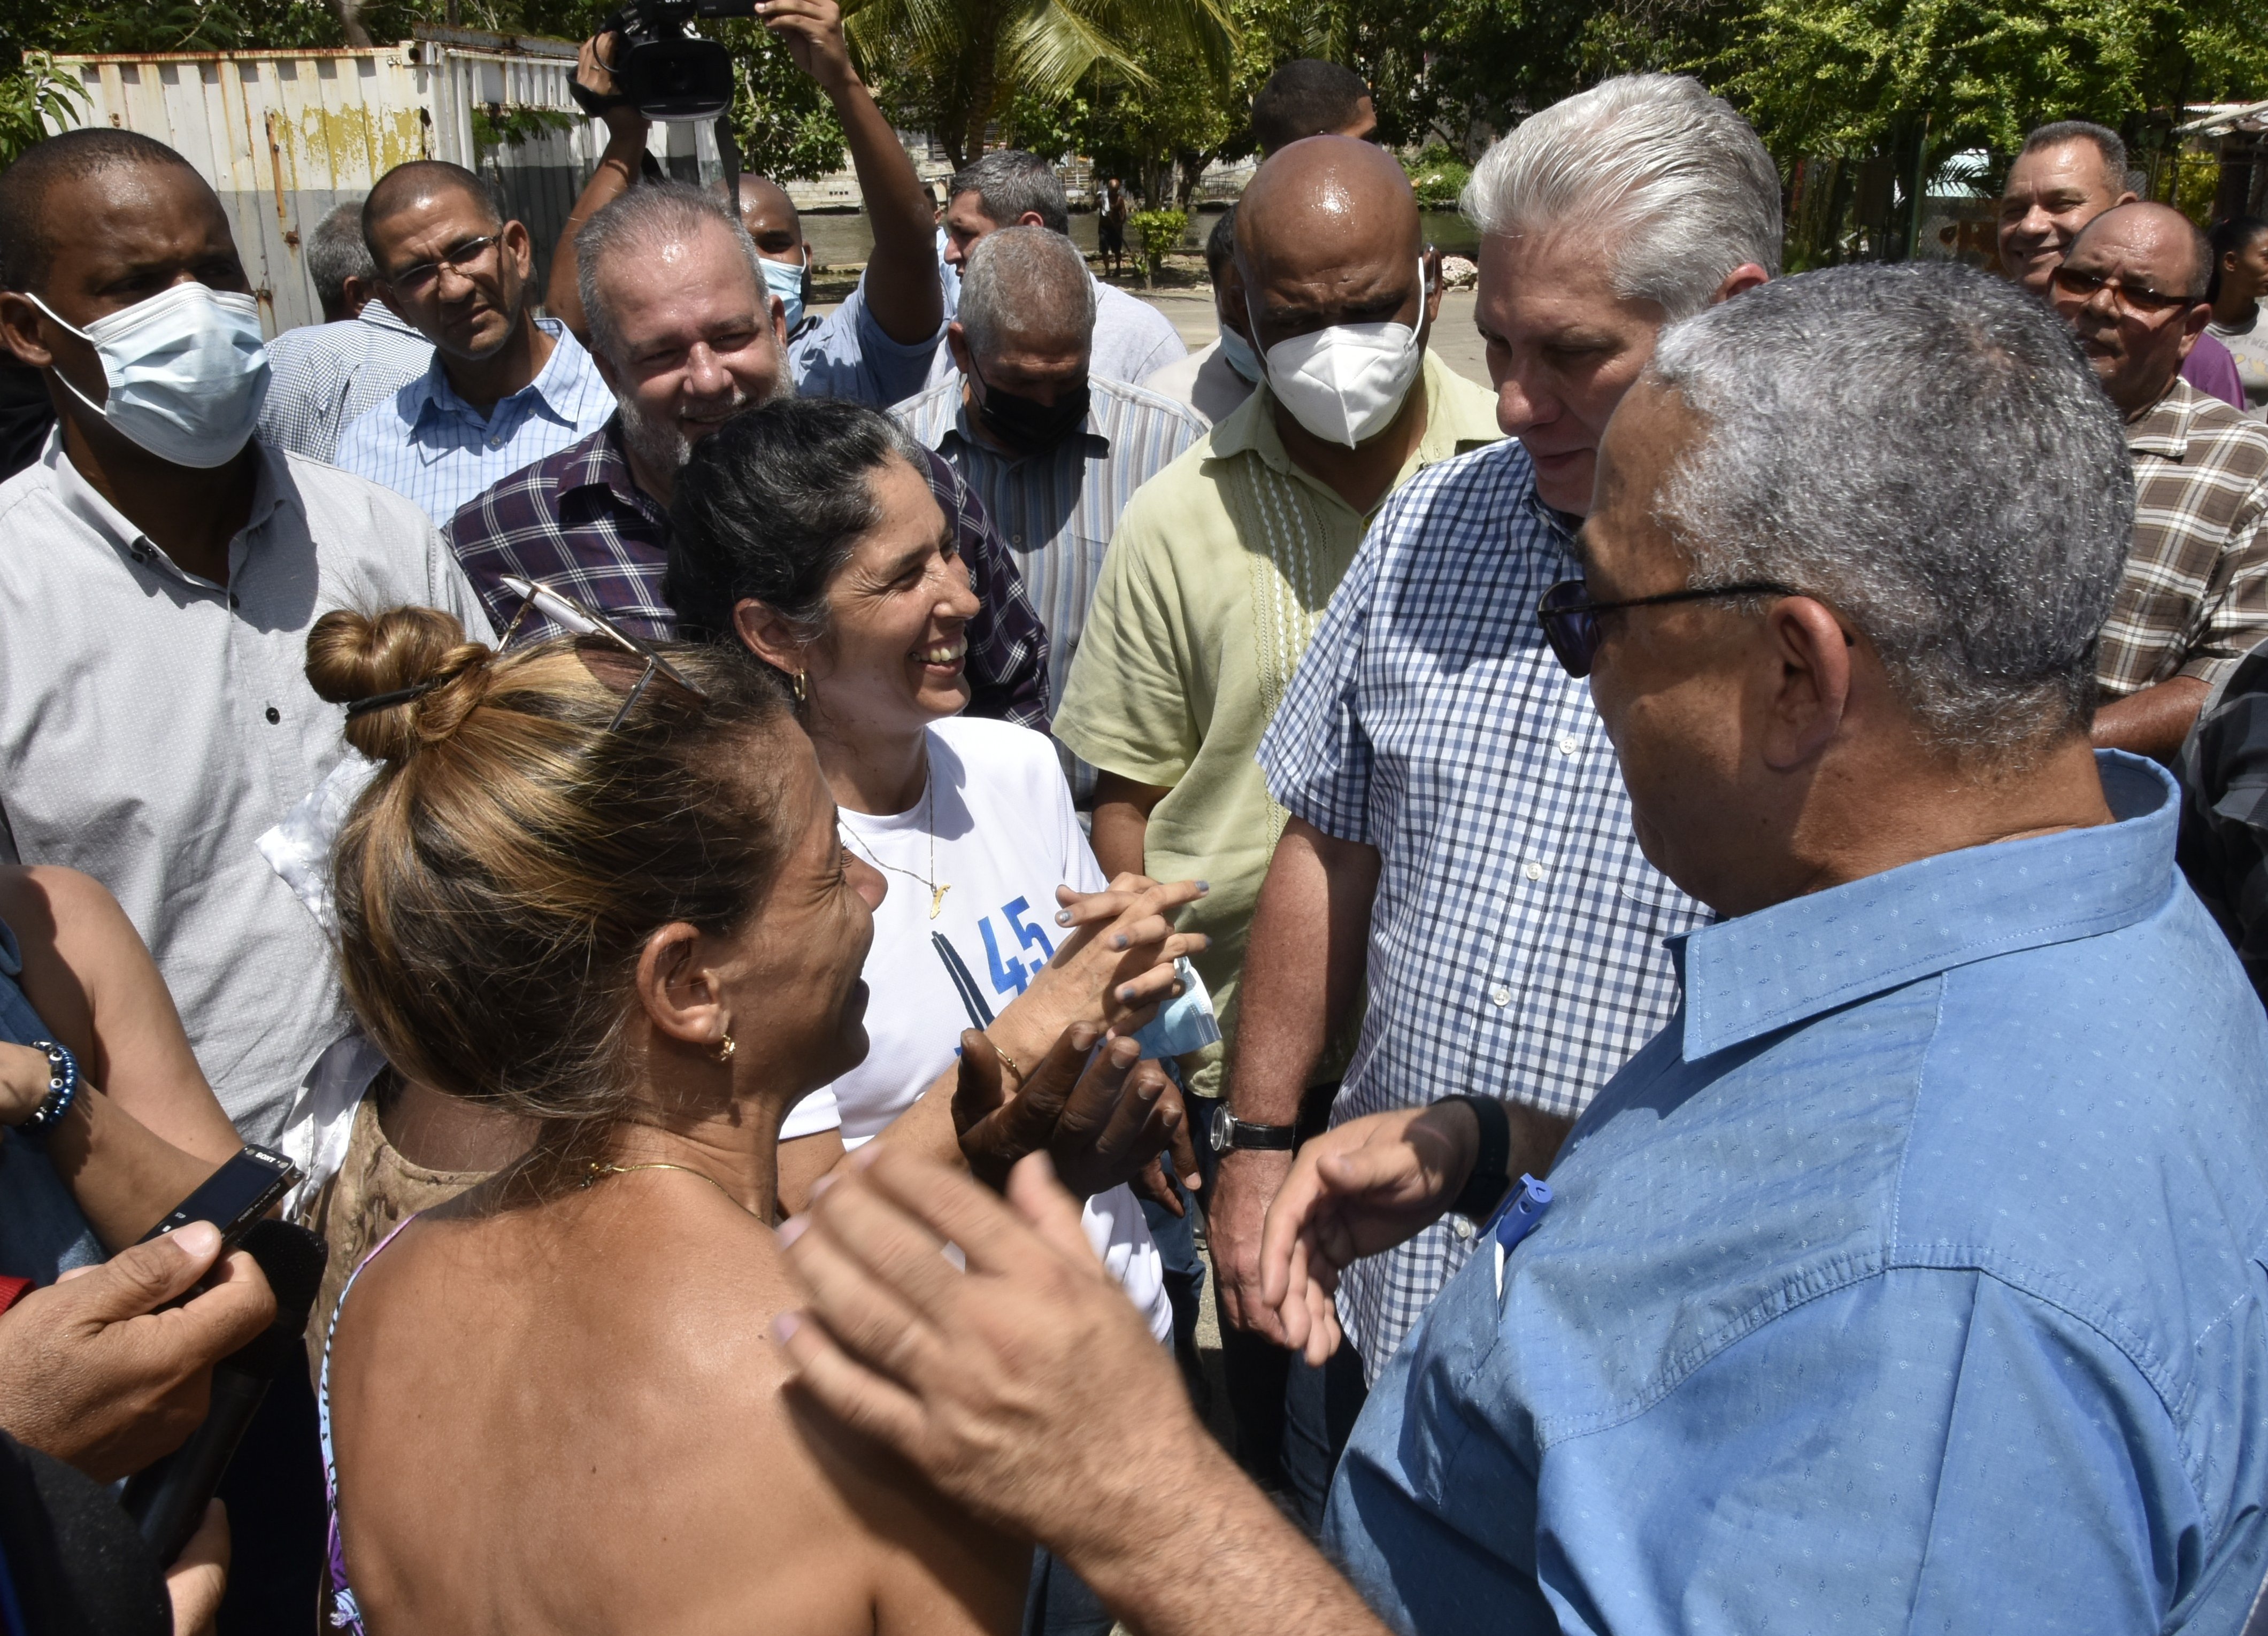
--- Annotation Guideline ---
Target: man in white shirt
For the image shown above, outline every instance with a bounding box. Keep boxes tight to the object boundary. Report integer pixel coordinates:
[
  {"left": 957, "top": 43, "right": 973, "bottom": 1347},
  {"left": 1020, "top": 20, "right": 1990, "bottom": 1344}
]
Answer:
[
  {"left": 927, "top": 149, "right": 1187, "bottom": 389},
  {"left": 0, "top": 128, "right": 492, "bottom": 1145},
  {"left": 335, "top": 161, "right": 613, "bottom": 524}
]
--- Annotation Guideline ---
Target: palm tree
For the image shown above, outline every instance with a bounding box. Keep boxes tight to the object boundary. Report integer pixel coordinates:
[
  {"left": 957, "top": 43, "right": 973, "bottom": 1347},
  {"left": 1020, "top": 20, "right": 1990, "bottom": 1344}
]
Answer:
[{"left": 844, "top": 0, "right": 1237, "bottom": 169}]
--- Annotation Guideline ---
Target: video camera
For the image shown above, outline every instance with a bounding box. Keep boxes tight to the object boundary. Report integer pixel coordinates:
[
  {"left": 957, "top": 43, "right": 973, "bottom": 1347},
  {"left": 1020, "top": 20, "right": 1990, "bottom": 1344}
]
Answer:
[{"left": 571, "top": 0, "right": 755, "bottom": 124}]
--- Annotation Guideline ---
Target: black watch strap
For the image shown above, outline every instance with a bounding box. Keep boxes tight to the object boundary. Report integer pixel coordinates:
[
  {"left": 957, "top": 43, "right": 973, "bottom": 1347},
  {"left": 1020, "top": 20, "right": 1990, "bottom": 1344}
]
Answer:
[
  {"left": 1442, "top": 1094, "right": 1512, "bottom": 1220},
  {"left": 1209, "top": 1105, "right": 1298, "bottom": 1153}
]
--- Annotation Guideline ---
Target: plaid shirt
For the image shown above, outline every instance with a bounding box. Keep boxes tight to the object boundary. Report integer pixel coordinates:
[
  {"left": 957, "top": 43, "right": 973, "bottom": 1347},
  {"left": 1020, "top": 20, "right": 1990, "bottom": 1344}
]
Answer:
[
  {"left": 2097, "top": 377, "right": 2268, "bottom": 700},
  {"left": 1255, "top": 438, "right": 1705, "bottom": 1378},
  {"left": 442, "top": 417, "right": 1050, "bottom": 729}
]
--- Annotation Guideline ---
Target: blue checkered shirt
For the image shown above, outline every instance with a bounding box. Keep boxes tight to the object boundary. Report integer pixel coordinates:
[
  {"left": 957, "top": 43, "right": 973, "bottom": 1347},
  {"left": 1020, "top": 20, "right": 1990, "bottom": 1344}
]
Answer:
[
  {"left": 1256, "top": 437, "right": 1705, "bottom": 1377},
  {"left": 334, "top": 318, "right": 615, "bottom": 524},
  {"left": 256, "top": 303, "right": 433, "bottom": 464}
]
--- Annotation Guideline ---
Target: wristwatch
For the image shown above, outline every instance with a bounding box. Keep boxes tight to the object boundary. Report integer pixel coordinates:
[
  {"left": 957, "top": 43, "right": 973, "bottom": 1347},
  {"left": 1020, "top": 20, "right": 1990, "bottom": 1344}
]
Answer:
[
  {"left": 1208, "top": 1105, "right": 1298, "bottom": 1154},
  {"left": 1441, "top": 1094, "right": 1512, "bottom": 1220}
]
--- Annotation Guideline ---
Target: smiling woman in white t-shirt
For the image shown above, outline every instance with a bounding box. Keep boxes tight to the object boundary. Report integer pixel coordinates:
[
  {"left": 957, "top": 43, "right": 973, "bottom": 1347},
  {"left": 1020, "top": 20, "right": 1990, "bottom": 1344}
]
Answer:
[{"left": 668, "top": 397, "right": 1209, "bottom": 1337}]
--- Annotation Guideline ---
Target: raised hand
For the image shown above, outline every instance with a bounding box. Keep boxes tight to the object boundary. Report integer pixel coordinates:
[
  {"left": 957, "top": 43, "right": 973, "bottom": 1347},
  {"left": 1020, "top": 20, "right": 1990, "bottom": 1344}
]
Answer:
[
  {"left": 1028, "top": 875, "right": 1210, "bottom": 1037},
  {"left": 574, "top": 32, "right": 649, "bottom": 152},
  {"left": 755, "top": 0, "right": 857, "bottom": 94}
]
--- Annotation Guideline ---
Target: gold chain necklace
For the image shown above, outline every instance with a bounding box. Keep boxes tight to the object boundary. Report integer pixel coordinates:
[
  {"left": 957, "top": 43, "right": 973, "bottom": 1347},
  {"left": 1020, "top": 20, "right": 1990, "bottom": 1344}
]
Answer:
[
  {"left": 840, "top": 767, "right": 951, "bottom": 919},
  {"left": 583, "top": 1160, "right": 756, "bottom": 1217}
]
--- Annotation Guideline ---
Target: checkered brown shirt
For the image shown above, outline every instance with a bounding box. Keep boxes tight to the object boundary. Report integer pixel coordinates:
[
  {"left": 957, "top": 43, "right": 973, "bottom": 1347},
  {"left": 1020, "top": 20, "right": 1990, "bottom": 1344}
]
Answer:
[{"left": 2097, "top": 377, "right": 2268, "bottom": 700}]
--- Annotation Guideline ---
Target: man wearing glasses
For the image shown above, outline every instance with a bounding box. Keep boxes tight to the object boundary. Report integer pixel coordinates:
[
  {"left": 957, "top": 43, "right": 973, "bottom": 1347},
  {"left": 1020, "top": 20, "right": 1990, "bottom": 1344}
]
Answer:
[
  {"left": 335, "top": 161, "right": 614, "bottom": 526},
  {"left": 1996, "top": 120, "right": 2246, "bottom": 411},
  {"left": 2048, "top": 201, "right": 2268, "bottom": 761}
]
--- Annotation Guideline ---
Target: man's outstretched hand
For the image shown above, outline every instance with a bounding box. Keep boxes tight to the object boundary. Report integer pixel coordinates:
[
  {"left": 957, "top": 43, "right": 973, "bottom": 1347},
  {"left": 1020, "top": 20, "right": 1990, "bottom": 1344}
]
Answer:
[
  {"left": 773, "top": 1147, "right": 1394, "bottom": 1636},
  {"left": 775, "top": 1147, "right": 1198, "bottom": 1552},
  {"left": 1259, "top": 1099, "right": 1570, "bottom": 1365}
]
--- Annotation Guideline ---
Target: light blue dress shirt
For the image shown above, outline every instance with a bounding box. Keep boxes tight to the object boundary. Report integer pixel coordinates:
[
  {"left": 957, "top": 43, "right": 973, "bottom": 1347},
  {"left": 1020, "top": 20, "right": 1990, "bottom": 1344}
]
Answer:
[
  {"left": 789, "top": 270, "right": 948, "bottom": 408},
  {"left": 1327, "top": 752, "right": 2268, "bottom": 1635},
  {"left": 334, "top": 318, "right": 614, "bottom": 526}
]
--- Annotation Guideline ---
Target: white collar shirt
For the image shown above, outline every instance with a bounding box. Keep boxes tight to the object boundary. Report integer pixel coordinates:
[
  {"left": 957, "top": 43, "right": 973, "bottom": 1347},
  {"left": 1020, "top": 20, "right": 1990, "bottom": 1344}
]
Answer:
[{"left": 0, "top": 431, "right": 494, "bottom": 1142}]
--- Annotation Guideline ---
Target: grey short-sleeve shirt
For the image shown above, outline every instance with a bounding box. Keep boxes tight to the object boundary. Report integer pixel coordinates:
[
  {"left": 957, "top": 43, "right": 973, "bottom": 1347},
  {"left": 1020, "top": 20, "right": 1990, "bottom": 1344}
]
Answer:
[{"left": 0, "top": 432, "right": 493, "bottom": 1141}]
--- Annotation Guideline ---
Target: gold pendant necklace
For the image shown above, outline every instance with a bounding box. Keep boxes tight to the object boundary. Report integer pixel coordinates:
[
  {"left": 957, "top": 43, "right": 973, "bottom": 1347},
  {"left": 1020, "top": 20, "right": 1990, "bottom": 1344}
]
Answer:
[{"left": 842, "top": 760, "right": 951, "bottom": 919}]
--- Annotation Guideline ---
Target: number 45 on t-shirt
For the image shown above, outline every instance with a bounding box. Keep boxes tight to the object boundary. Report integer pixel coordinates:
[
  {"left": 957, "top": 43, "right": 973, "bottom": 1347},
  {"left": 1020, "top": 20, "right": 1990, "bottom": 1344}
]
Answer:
[{"left": 978, "top": 896, "right": 1057, "bottom": 997}]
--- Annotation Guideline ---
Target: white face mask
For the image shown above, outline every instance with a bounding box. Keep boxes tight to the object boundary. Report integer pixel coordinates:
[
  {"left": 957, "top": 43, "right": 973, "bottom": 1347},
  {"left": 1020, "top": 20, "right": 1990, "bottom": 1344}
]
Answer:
[
  {"left": 1253, "top": 257, "right": 1429, "bottom": 448},
  {"left": 762, "top": 249, "right": 809, "bottom": 334},
  {"left": 29, "top": 283, "right": 270, "bottom": 468}
]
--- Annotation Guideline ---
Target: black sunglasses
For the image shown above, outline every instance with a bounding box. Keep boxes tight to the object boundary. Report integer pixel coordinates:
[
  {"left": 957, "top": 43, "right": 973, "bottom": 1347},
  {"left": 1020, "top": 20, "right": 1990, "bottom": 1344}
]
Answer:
[
  {"left": 2048, "top": 263, "right": 2205, "bottom": 317},
  {"left": 1536, "top": 577, "right": 1802, "bottom": 677}
]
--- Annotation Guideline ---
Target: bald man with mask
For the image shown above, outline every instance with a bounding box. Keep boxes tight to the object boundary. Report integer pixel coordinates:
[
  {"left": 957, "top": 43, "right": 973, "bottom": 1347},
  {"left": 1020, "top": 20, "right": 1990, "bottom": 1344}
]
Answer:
[{"left": 1052, "top": 135, "right": 1499, "bottom": 1509}]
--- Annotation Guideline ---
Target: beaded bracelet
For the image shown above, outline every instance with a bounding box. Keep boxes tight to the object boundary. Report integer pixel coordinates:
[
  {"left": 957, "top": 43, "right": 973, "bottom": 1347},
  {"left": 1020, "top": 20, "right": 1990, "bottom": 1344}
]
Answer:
[{"left": 18, "top": 1040, "right": 78, "bottom": 1136}]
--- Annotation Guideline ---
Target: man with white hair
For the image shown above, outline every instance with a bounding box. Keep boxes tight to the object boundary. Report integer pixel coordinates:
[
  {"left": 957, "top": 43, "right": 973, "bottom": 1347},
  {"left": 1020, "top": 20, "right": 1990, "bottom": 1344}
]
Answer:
[
  {"left": 444, "top": 182, "right": 1048, "bottom": 726},
  {"left": 769, "top": 259, "right": 2268, "bottom": 1636},
  {"left": 892, "top": 223, "right": 1204, "bottom": 766},
  {"left": 1207, "top": 75, "right": 1770, "bottom": 1458}
]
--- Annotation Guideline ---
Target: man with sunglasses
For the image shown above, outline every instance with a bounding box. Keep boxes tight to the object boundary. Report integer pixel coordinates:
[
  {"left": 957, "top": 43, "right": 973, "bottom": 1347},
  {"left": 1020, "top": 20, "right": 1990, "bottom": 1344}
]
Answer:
[
  {"left": 2049, "top": 201, "right": 2268, "bottom": 761},
  {"left": 335, "top": 161, "right": 614, "bottom": 526}
]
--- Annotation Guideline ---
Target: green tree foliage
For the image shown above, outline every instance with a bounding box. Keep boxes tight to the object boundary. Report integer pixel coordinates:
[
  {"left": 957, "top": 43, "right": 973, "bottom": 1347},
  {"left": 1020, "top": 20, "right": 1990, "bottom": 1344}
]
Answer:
[
  {"left": 848, "top": 0, "right": 1235, "bottom": 170},
  {"left": 1402, "top": 142, "right": 1469, "bottom": 207},
  {"left": 715, "top": 16, "right": 851, "bottom": 183}
]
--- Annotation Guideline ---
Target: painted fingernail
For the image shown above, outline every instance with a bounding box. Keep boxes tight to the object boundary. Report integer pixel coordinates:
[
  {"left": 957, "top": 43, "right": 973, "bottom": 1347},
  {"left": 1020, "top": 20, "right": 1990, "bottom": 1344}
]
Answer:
[
  {"left": 1196, "top": 881, "right": 1211, "bottom": 893},
  {"left": 776, "top": 1214, "right": 808, "bottom": 1247},
  {"left": 1116, "top": 984, "right": 1136, "bottom": 1002},
  {"left": 769, "top": 1311, "right": 801, "bottom": 1344},
  {"left": 1056, "top": 909, "right": 1073, "bottom": 925}
]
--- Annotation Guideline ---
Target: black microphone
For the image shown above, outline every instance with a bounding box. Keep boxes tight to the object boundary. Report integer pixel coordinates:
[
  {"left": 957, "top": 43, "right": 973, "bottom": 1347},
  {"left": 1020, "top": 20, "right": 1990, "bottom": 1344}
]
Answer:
[{"left": 119, "top": 1220, "right": 327, "bottom": 1563}]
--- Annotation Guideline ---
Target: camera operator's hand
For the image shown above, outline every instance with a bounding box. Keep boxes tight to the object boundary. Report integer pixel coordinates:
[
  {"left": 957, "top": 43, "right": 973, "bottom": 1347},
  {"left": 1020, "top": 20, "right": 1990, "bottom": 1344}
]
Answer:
[
  {"left": 0, "top": 1222, "right": 274, "bottom": 1481},
  {"left": 576, "top": 31, "right": 650, "bottom": 152},
  {"left": 756, "top": 0, "right": 858, "bottom": 95}
]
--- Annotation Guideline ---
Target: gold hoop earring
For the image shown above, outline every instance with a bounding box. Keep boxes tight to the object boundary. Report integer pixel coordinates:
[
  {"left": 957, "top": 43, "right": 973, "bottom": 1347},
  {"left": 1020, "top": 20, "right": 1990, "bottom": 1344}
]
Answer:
[
  {"left": 792, "top": 670, "right": 808, "bottom": 705},
  {"left": 714, "top": 1033, "right": 736, "bottom": 1062}
]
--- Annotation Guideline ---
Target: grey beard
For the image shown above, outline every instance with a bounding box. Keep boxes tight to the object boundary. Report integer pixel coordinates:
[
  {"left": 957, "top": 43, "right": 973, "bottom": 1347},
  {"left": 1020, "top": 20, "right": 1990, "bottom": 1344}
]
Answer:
[{"left": 614, "top": 358, "right": 794, "bottom": 476}]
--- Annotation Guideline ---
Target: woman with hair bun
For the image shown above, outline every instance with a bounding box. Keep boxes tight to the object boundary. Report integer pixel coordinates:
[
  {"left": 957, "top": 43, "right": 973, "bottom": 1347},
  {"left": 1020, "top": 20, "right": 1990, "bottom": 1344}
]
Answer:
[{"left": 311, "top": 599, "right": 1191, "bottom": 1634}]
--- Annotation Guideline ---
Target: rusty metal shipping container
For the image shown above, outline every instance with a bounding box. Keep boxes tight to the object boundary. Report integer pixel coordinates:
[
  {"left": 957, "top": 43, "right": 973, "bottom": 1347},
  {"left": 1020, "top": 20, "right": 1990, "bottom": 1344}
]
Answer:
[{"left": 44, "top": 28, "right": 725, "bottom": 335}]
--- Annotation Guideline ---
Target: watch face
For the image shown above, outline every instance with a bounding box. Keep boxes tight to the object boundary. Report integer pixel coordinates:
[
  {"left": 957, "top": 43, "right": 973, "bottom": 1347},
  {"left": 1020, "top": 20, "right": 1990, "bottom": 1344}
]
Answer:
[{"left": 1208, "top": 1105, "right": 1233, "bottom": 1153}]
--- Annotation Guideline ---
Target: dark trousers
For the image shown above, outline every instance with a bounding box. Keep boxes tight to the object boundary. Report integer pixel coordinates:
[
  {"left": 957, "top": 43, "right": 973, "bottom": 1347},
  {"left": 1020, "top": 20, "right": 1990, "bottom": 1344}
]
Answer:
[{"left": 213, "top": 1338, "right": 326, "bottom": 1636}]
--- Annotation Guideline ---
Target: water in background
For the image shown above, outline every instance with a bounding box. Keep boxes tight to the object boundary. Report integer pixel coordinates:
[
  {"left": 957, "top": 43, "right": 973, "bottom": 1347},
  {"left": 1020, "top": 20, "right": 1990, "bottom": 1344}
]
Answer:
[{"left": 800, "top": 203, "right": 1481, "bottom": 268}]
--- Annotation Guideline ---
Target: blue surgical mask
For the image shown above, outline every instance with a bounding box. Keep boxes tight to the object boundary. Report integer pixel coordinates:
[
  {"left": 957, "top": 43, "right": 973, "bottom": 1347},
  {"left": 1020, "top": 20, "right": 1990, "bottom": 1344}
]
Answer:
[
  {"left": 1128, "top": 956, "right": 1222, "bottom": 1061},
  {"left": 29, "top": 282, "right": 269, "bottom": 468},
  {"left": 762, "top": 250, "right": 808, "bottom": 333},
  {"left": 1217, "top": 323, "right": 1264, "bottom": 385}
]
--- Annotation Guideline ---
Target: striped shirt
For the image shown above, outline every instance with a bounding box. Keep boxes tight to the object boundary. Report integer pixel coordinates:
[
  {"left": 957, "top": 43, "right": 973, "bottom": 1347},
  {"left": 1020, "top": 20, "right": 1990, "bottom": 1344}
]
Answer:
[
  {"left": 1255, "top": 437, "right": 1705, "bottom": 1379},
  {"left": 2097, "top": 377, "right": 2268, "bottom": 700},
  {"left": 894, "top": 373, "right": 1205, "bottom": 728},
  {"left": 334, "top": 319, "right": 616, "bottom": 525},
  {"left": 257, "top": 303, "right": 433, "bottom": 464}
]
